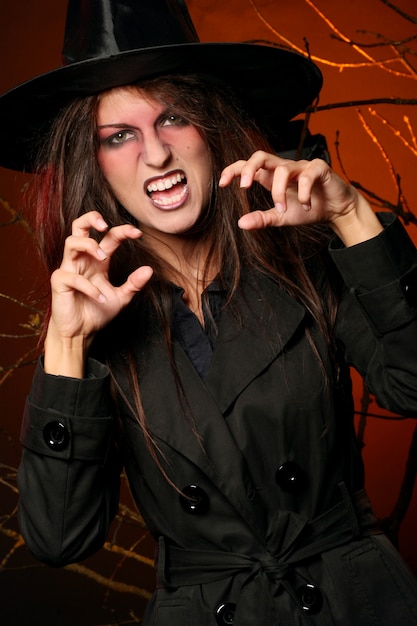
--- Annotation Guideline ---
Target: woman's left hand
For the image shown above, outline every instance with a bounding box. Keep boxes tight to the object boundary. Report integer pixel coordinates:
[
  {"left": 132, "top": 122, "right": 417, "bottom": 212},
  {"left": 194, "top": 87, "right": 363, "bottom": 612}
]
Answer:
[{"left": 219, "top": 151, "right": 383, "bottom": 246}]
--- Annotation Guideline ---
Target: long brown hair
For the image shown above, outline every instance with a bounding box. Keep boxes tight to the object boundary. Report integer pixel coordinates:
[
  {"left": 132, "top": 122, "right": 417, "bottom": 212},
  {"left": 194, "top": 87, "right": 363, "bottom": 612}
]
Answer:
[{"left": 31, "top": 74, "right": 338, "bottom": 481}]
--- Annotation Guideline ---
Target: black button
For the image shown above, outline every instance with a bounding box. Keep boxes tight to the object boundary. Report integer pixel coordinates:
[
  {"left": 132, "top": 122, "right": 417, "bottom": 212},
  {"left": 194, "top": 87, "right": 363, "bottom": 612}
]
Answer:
[
  {"left": 401, "top": 267, "right": 417, "bottom": 307},
  {"left": 247, "top": 484, "right": 256, "bottom": 501},
  {"left": 403, "top": 282, "right": 417, "bottom": 307},
  {"left": 216, "top": 602, "right": 236, "bottom": 625},
  {"left": 275, "top": 461, "right": 305, "bottom": 493},
  {"left": 43, "top": 421, "right": 70, "bottom": 452},
  {"left": 296, "top": 583, "right": 323, "bottom": 614},
  {"left": 179, "top": 485, "right": 209, "bottom": 515}
]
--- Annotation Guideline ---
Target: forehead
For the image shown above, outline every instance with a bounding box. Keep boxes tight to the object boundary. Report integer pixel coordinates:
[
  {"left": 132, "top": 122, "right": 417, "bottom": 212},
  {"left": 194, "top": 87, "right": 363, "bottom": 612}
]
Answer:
[{"left": 97, "top": 86, "right": 163, "bottom": 121}]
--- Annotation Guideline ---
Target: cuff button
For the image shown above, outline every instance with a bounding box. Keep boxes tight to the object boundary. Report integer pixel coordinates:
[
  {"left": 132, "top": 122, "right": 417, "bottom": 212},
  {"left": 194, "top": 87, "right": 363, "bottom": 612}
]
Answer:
[{"left": 43, "top": 421, "right": 70, "bottom": 451}]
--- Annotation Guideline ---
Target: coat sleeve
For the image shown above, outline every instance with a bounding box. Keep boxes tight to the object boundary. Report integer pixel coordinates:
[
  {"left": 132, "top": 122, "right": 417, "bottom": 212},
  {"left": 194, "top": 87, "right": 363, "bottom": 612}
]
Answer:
[
  {"left": 330, "top": 212, "right": 417, "bottom": 416},
  {"left": 17, "top": 357, "right": 121, "bottom": 566}
]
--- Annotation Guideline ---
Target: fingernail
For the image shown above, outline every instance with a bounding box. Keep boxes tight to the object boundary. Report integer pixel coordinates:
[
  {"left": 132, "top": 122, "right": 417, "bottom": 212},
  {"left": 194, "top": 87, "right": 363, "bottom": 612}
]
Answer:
[
  {"left": 218, "top": 176, "right": 226, "bottom": 187},
  {"left": 96, "top": 247, "right": 107, "bottom": 260},
  {"left": 97, "top": 219, "right": 108, "bottom": 229},
  {"left": 98, "top": 293, "right": 107, "bottom": 303},
  {"left": 302, "top": 204, "right": 311, "bottom": 211},
  {"left": 275, "top": 202, "right": 285, "bottom": 213},
  {"left": 240, "top": 175, "right": 250, "bottom": 188}
]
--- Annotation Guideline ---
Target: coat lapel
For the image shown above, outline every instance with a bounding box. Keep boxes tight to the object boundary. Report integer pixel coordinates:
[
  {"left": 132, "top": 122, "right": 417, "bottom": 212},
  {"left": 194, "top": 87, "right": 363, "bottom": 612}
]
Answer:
[{"left": 205, "top": 273, "right": 306, "bottom": 413}]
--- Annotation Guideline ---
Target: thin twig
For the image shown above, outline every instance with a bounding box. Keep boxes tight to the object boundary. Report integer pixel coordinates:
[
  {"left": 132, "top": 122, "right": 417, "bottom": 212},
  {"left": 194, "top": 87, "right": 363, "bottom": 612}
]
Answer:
[
  {"left": 331, "top": 31, "right": 417, "bottom": 49},
  {"left": 311, "top": 98, "right": 417, "bottom": 113},
  {"left": 378, "top": 0, "right": 417, "bottom": 26},
  {"left": 0, "top": 293, "right": 43, "bottom": 315}
]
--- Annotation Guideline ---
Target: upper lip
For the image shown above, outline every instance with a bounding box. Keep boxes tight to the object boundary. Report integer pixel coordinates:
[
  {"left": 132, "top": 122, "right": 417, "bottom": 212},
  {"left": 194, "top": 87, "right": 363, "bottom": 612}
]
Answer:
[{"left": 144, "top": 169, "right": 186, "bottom": 194}]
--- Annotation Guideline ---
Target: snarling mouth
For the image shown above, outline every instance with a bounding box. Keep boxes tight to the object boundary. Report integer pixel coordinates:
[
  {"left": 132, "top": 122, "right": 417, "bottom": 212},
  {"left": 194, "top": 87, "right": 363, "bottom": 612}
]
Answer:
[{"left": 146, "top": 170, "right": 188, "bottom": 208}]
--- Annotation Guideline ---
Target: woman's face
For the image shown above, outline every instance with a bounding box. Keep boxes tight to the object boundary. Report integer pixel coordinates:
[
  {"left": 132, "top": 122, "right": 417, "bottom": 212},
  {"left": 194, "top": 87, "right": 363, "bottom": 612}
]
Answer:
[{"left": 97, "top": 87, "right": 212, "bottom": 241}]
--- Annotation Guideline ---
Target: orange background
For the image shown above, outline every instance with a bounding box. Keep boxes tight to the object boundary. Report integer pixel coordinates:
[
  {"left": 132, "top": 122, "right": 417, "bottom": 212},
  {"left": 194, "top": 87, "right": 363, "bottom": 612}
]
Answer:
[{"left": 0, "top": 1, "right": 416, "bottom": 624}]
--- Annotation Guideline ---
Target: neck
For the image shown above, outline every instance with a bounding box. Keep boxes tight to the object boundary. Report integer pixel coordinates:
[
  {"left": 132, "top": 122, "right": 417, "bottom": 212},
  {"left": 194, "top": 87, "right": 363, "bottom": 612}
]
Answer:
[
  {"left": 143, "top": 231, "right": 220, "bottom": 323},
  {"left": 146, "top": 231, "right": 217, "bottom": 283}
]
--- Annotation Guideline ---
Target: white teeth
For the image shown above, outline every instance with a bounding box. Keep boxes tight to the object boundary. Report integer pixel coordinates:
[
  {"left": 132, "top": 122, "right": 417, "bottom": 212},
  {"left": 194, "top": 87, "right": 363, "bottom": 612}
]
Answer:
[
  {"left": 153, "top": 186, "right": 187, "bottom": 206},
  {"left": 147, "top": 172, "right": 185, "bottom": 194}
]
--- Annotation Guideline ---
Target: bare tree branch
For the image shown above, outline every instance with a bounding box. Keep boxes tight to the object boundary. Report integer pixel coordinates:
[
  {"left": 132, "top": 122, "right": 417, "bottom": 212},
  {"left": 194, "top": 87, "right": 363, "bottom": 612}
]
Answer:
[
  {"left": 378, "top": 0, "right": 417, "bottom": 26},
  {"left": 312, "top": 98, "right": 417, "bottom": 113}
]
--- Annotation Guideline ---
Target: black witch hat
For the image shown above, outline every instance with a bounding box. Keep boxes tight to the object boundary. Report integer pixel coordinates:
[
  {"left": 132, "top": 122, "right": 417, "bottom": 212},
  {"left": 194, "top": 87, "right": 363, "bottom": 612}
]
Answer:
[{"left": 0, "top": 0, "right": 322, "bottom": 172}]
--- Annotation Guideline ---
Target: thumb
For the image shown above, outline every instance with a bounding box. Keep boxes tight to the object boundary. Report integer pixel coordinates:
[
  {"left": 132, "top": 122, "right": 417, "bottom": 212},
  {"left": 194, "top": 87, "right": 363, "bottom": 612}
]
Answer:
[{"left": 118, "top": 265, "right": 154, "bottom": 302}]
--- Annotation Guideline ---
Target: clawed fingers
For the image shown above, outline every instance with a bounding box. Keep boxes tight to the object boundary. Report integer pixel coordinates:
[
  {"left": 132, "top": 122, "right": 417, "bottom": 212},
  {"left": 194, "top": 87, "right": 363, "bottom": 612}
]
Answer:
[
  {"left": 52, "top": 261, "right": 153, "bottom": 309},
  {"left": 71, "top": 210, "right": 109, "bottom": 237},
  {"left": 63, "top": 211, "right": 143, "bottom": 270},
  {"left": 62, "top": 234, "right": 109, "bottom": 269},
  {"left": 219, "top": 159, "right": 249, "bottom": 188},
  {"left": 221, "top": 152, "right": 340, "bottom": 230},
  {"left": 219, "top": 151, "right": 287, "bottom": 190},
  {"left": 51, "top": 268, "right": 108, "bottom": 303},
  {"left": 97, "top": 223, "right": 142, "bottom": 259},
  {"left": 221, "top": 152, "right": 328, "bottom": 200}
]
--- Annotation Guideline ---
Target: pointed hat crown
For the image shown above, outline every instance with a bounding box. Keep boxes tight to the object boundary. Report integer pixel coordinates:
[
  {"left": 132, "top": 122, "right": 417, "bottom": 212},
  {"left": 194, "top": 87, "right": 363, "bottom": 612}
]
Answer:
[{"left": 62, "top": 0, "right": 200, "bottom": 63}]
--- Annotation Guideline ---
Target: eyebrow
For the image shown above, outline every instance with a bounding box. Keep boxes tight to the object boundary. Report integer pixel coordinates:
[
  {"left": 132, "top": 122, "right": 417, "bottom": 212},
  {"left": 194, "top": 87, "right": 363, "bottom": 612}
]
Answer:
[
  {"left": 97, "top": 123, "right": 141, "bottom": 130},
  {"left": 97, "top": 107, "right": 178, "bottom": 131}
]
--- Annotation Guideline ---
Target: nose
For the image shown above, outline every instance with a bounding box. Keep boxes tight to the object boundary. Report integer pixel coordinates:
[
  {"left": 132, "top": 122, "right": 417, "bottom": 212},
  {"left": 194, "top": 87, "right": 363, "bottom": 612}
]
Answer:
[{"left": 142, "top": 130, "right": 171, "bottom": 168}]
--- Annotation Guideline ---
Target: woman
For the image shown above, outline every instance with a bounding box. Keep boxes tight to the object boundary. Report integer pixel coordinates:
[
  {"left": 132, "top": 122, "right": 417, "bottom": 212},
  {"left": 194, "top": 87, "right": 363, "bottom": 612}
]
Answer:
[{"left": 2, "top": 0, "right": 417, "bottom": 624}]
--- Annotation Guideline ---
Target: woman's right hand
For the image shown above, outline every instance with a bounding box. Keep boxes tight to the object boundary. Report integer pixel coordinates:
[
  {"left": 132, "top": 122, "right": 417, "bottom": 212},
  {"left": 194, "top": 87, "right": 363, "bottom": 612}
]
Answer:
[{"left": 44, "top": 211, "right": 153, "bottom": 377}]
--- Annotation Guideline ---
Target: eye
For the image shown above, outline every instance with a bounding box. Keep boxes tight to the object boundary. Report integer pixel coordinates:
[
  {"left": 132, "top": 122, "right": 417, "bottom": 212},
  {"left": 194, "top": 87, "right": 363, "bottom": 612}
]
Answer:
[
  {"left": 105, "top": 129, "right": 136, "bottom": 145},
  {"left": 161, "top": 113, "right": 187, "bottom": 127}
]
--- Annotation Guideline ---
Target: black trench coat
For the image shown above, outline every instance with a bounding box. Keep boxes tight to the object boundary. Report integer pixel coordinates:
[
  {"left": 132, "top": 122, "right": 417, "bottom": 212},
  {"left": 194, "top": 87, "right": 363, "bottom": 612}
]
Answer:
[{"left": 18, "top": 215, "right": 417, "bottom": 625}]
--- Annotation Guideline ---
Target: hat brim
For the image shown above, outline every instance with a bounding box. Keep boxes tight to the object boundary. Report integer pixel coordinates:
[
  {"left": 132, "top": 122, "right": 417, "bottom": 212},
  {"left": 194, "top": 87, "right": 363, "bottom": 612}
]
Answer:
[{"left": 0, "top": 42, "right": 322, "bottom": 171}]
